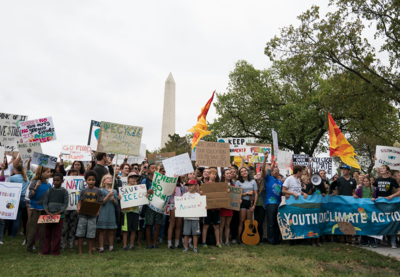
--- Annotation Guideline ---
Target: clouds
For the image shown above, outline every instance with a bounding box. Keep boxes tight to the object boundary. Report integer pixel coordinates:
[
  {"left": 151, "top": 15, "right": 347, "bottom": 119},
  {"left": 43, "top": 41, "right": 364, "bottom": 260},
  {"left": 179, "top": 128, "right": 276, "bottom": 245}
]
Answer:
[{"left": 0, "top": 0, "right": 331, "bottom": 157}]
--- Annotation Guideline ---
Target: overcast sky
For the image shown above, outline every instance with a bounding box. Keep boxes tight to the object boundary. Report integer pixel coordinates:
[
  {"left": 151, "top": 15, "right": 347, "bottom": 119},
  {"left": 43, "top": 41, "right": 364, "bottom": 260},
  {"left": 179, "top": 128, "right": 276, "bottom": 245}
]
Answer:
[{"left": 0, "top": 0, "right": 333, "bottom": 157}]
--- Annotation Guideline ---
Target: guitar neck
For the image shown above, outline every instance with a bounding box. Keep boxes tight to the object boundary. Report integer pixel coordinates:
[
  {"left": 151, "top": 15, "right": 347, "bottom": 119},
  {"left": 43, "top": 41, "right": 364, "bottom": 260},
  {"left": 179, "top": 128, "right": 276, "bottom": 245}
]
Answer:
[{"left": 250, "top": 195, "right": 253, "bottom": 225}]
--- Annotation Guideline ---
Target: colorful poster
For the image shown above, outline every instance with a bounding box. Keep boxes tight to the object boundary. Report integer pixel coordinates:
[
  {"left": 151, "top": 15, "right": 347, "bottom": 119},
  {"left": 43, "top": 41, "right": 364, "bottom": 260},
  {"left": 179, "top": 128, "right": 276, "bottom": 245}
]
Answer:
[
  {"left": 311, "top": 157, "right": 332, "bottom": 177},
  {"left": 31, "top": 152, "right": 57, "bottom": 169},
  {"left": 162, "top": 153, "right": 194, "bottom": 177},
  {"left": 120, "top": 184, "right": 149, "bottom": 209},
  {"left": 191, "top": 147, "right": 196, "bottom": 161},
  {"left": 97, "top": 121, "right": 143, "bottom": 156},
  {"left": 375, "top": 145, "right": 400, "bottom": 170},
  {"left": 234, "top": 143, "right": 271, "bottom": 164},
  {"left": 62, "top": 145, "right": 92, "bottom": 161},
  {"left": 0, "top": 113, "right": 28, "bottom": 139},
  {"left": 117, "top": 177, "right": 128, "bottom": 196},
  {"left": 217, "top": 137, "right": 255, "bottom": 156},
  {"left": 19, "top": 116, "right": 56, "bottom": 143},
  {"left": 17, "top": 141, "right": 42, "bottom": 161},
  {"left": 278, "top": 195, "right": 400, "bottom": 240},
  {"left": 49, "top": 176, "right": 86, "bottom": 210},
  {"left": 277, "top": 150, "right": 293, "bottom": 176},
  {"left": 87, "top": 120, "right": 100, "bottom": 151},
  {"left": 0, "top": 182, "right": 22, "bottom": 219},
  {"left": 175, "top": 195, "right": 207, "bottom": 217},
  {"left": 148, "top": 171, "right": 178, "bottom": 214}
]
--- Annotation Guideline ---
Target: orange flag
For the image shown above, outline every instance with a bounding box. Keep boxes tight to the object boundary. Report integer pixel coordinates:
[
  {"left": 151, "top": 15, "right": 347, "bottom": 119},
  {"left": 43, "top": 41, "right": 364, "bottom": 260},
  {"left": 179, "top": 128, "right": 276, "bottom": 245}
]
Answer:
[
  {"left": 187, "top": 91, "right": 215, "bottom": 149},
  {"left": 328, "top": 112, "right": 360, "bottom": 169}
]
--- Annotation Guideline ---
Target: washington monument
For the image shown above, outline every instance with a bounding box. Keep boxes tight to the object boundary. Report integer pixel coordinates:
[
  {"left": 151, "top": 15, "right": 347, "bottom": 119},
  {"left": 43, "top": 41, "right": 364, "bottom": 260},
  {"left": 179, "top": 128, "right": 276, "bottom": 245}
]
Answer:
[{"left": 161, "top": 72, "right": 175, "bottom": 147}]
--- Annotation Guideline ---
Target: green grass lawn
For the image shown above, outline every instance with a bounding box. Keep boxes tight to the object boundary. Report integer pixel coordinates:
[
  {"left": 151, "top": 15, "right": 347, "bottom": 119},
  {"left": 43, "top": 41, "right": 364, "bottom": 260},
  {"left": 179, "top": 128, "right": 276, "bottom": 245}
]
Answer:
[{"left": 1, "top": 235, "right": 399, "bottom": 276}]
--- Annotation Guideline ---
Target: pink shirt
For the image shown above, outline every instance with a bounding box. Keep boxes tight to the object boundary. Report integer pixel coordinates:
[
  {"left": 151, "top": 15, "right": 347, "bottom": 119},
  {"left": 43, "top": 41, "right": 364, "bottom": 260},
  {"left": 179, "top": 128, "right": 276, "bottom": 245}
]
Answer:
[{"left": 170, "top": 184, "right": 183, "bottom": 204}]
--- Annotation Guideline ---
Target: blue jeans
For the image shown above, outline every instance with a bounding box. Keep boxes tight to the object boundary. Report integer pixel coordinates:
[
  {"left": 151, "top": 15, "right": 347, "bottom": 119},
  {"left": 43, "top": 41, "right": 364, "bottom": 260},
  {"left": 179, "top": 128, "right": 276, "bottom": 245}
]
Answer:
[
  {"left": 361, "top": 236, "right": 375, "bottom": 246},
  {"left": 0, "top": 220, "right": 4, "bottom": 241},
  {"left": 11, "top": 198, "right": 27, "bottom": 238}
]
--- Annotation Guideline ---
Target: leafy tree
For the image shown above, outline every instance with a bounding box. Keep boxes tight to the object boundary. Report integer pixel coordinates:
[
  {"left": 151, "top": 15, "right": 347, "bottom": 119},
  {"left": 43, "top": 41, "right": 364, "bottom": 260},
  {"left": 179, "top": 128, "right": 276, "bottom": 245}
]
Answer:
[{"left": 149, "top": 133, "right": 192, "bottom": 156}]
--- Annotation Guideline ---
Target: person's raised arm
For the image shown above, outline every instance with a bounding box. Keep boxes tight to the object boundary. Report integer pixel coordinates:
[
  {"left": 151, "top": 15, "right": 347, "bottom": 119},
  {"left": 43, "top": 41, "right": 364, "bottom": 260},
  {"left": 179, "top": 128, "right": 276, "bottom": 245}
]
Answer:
[
  {"left": 12, "top": 154, "right": 21, "bottom": 169},
  {"left": 262, "top": 151, "right": 268, "bottom": 178},
  {"left": 308, "top": 158, "right": 313, "bottom": 176},
  {"left": 239, "top": 154, "right": 247, "bottom": 169}
]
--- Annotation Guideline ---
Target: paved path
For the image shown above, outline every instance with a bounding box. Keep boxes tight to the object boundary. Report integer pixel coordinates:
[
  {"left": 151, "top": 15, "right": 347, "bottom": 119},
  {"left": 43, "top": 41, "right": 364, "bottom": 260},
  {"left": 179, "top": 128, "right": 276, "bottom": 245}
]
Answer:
[{"left": 357, "top": 245, "right": 400, "bottom": 260}]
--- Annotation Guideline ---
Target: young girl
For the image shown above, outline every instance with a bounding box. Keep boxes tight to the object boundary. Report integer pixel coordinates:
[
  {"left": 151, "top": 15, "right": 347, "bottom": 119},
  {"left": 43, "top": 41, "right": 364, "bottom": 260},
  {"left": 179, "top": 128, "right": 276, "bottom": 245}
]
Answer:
[
  {"left": 219, "top": 169, "right": 235, "bottom": 246},
  {"left": 167, "top": 175, "right": 183, "bottom": 249},
  {"left": 97, "top": 174, "right": 118, "bottom": 252},
  {"left": 254, "top": 172, "right": 265, "bottom": 244},
  {"left": 27, "top": 166, "right": 53, "bottom": 254}
]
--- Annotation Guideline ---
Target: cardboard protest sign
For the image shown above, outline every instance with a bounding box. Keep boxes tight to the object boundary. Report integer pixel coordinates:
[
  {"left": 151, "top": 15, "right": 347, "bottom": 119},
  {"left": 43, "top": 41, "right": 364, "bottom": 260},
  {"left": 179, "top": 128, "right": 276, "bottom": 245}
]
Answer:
[
  {"left": 0, "top": 146, "right": 4, "bottom": 160},
  {"left": 49, "top": 176, "right": 86, "bottom": 210},
  {"left": 19, "top": 116, "right": 56, "bottom": 143},
  {"left": 148, "top": 152, "right": 175, "bottom": 166},
  {"left": 62, "top": 145, "right": 92, "bottom": 161},
  {"left": 234, "top": 143, "right": 271, "bottom": 164},
  {"left": 0, "top": 113, "right": 28, "bottom": 139},
  {"left": 17, "top": 141, "right": 42, "bottom": 161},
  {"left": 31, "top": 152, "right": 57, "bottom": 169},
  {"left": 87, "top": 120, "right": 100, "bottom": 151},
  {"left": 292, "top": 154, "right": 310, "bottom": 166},
  {"left": 79, "top": 201, "right": 101, "bottom": 216},
  {"left": 0, "top": 182, "right": 22, "bottom": 220},
  {"left": 196, "top": 141, "right": 230, "bottom": 168},
  {"left": 311, "top": 157, "right": 332, "bottom": 176},
  {"left": 162, "top": 153, "right": 194, "bottom": 177},
  {"left": 175, "top": 195, "right": 207, "bottom": 218},
  {"left": 375, "top": 145, "right": 400, "bottom": 170},
  {"left": 5, "top": 150, "right": 19, "bottom": 157},
  {"left": 97, "top": 121, "right": 143, "bottom": 156},
  {"left": 277, "top": 150, "right": 293, "bottom": 176},
  {"left": 120, "top": 184, "right": 149, "bottom": 209},
  {"left": 226, "top": 186, "right": 242, "bottom": 211},
  {"left": 37, "top": 215, "right": 61, "bottom": 224},
  {"left": 201, "top": 182, "right": 229, "bottom": 209},
  {"left": 217, "top": 137, "right": 255, "bottom": 156},
  {"left": 148, "top": 171, "right": 178, "bottom": 214},
  {"left": 272, "top": 130, "right": 279, "bottom": 159}
]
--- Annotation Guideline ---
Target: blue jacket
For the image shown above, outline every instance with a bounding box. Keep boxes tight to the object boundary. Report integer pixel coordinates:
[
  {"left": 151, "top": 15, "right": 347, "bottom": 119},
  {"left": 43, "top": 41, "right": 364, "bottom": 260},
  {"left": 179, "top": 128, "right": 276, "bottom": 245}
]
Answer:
[{"left": 10, "top": 174, "right": 30, "bottom": 198}]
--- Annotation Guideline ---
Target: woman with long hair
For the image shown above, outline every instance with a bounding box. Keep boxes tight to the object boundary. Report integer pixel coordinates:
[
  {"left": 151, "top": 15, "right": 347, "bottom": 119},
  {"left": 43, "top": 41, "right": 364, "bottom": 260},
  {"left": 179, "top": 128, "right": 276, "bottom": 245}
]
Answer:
[
  {"left": 254, "top": 171, "right": 266, "bottom": 243},
  {"left": 219, "top": 169, "right": 235, "bottom": 245}
]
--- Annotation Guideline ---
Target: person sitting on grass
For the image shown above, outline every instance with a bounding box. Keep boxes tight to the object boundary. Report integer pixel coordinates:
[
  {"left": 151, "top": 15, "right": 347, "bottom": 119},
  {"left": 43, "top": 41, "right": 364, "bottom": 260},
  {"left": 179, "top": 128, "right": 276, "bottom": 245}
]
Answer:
[
  {"left": 122, "top": 172, "right": 140, "bottom": 251},
  {"left": 76, "top": 171, "right": 103, "bottom": 254}
]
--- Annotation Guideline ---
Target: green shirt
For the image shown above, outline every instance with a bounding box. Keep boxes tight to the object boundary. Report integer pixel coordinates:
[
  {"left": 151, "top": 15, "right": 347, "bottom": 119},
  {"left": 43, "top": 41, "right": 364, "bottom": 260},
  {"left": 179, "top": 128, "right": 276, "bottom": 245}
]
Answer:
[{"left": 362, "top": 187, "right": 373, "bottom": 199}]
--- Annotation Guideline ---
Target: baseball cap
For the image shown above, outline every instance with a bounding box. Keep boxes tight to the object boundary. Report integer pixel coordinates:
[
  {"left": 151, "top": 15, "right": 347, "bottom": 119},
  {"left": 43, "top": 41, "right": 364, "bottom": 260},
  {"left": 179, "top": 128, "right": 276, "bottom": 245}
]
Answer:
[
  {"left": 128, "top": 172, "right": 138, "bottom": 178},
  {"left": 185, "top": 179, "right": 198, "bottom": 186},
  {"left": 340, "top": 165, "right": 351, "bottom": 170}
]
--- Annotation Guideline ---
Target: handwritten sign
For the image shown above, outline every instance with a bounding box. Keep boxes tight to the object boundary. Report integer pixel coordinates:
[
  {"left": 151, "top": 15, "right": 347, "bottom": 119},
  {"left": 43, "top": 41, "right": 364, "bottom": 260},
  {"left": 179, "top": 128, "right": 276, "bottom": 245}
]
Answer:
[
  {"left": 19, "top": 116, "right": 56, "bottom": 143},
  {"left": 87, "top": 120, "right": 100, "bottom": 151},
  {"left": 375, "top": 145, "right": 400, "bottom": 170},
  {"left": 0, "top": 182, "right": 22, "bottom": 220},
  {"left": 126, "top": 143, "right": 147, "bottom": 164},
  {"left": 32, "top": 152, "right": 57, "bottom": 169},
  {"left": 62, "top": 145, "right": 92, "bottom": 161},
  {"left": 292, "top": 154, "right": 310, "bottom": 166},
  {"left": 97, "top": 121, "right": 143, "bottom": 156},
  {"left": 226, "top": 186, "right": 242, "bottom": 211},
  {"left": 120, "top": 184, "right": 149, "bottom": 209},
  {"left": 196, "top": 141, "right": 230, "bottom": 168},
  {"left": 0, "top": 113, "right": 28, "bottom": 139},
  {"left": 148, "top": 171, "right": 178, "bottom": 214},
  {"left": 311, "top": 157, "right": 332, "bottom": 177},
  {"left": 37, "top": 214, "right": 61, "bottom": 224},
  {"left": 272, "top": 130, "right": 279, "bottom": 159},
  {"left": 175, "top": 195, "right": 207, "bottom": 217},
  {"left": 201, "top": 182, "right": 229, "bottom": 209},
  {"left": 17, "top": 141, "right": 42, "bottom": 161},
  {"left": 0, "top": 146, "right": 4, "bottom": 160},
  {"left": 49, "top": 176, "right": 86, "bottom": 210},
  {"left": 148, "top": 152, "right": 175, "bottom": 166},
  {"left": 277, "top": 150, "right": 293, "bottom": 176},
  {"left": 162, "top": 153, "right": 194, "bottom": 177},
  {"left": 217, "top": 137, "right": 255, "bottom": 156}
]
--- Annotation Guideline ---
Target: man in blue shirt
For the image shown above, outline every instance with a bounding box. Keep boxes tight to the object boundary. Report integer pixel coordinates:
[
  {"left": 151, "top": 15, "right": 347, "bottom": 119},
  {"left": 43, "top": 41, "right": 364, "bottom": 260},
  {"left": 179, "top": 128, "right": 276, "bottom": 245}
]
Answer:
[{"left": 261, "top": 151, "right": 283, "bottom": 245}]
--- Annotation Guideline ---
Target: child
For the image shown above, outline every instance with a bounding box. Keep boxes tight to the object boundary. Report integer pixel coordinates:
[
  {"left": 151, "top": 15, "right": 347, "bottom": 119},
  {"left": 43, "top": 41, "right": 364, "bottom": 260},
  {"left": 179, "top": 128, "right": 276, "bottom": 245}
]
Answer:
[
  {"left": 97, "top": 174, "right": 118, "bottom": 253},
  {"left": 121, "top": 172, "right": 140, "bottom": 250},
  {"left": 42, "top": 173, "right": 68, "bottom": 255},
  {"left": 76, "top": 171, "right": 103, "bottom": 254},
  {"left": 167, "top": 175, "right": 183, "bottom": 249}
]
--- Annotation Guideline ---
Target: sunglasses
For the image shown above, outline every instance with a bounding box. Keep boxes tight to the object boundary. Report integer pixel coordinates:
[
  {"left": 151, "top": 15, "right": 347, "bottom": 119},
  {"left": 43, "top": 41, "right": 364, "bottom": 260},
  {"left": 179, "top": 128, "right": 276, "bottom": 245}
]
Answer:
[
  {"left": 143, "top": 167, "right": 147, "bottom": 169},
  {"left": 134, "top": 167, "right": 138, "bottom": 170}
]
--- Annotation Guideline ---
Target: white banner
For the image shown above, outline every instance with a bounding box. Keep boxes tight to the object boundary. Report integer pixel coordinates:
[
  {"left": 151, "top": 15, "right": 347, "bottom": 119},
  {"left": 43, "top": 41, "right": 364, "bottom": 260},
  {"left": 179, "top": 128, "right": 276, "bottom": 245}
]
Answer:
[
  {"left": 217, "top": 137, "right": 255, "bottom": 156},
  {"left": 88, "top": 120, "right": 100, "bottom": 151},
  {"left": 163, "top": 153, "right": 194, "bottom": 177},
  {"left": 148, "top": 171, "right": 177, "bottom": 214},
  {"left": 49, "top": 176, "right": 86, "bottom": 210},
  {"left": 175, "top": 195, "right": 207, "bottom": 218},
  {"left": 272, "top": 130, "right": 279, "bottom": 159},
  {"left": 32, "top": 152, "right": 57, "bottom": 169},
  {"left": 375, "top": 145, "right": 400, "bottom": 170},
  {"left": 62, "top": 145, "right": 92, "bottom": 161},
  {"left": 0, "top": 113, "right": 28, "bottom": 139},
  {"left": 19, "top": 116, "right": 56, "bottom": 143},
  {"left": 118, "top": 177, "right": 129, "bottom": 195},
  {"left": 0, "top": 182, "right": 22, "bottom": 219},
  {"left": 17, "top": 141, "right": 42, "bottom": 161},
  {"left": 120, "top": 184, "right": 149, "bottom": 209},
  {"left": 277, "top": 150, "right": 293, "bottom": 176},
  {"left": 311, "top": 157, "right": 332, "bottom": 177},
  {"left": 191, "top": 147, "right": 196, "bottom": 161}
]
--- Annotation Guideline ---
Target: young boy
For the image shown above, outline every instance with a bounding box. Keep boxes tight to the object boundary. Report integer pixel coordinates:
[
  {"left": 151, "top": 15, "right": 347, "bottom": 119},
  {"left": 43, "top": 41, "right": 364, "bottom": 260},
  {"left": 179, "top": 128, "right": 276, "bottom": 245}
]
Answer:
[
  {"left": 121, "top": 172, "right": 140, "bottom": 251},
  {"left": 76, "top": 171, "right": 103, "bottom": 254},
  {"left": 42, "top": 173, "right": 69, "bottom": 255}
]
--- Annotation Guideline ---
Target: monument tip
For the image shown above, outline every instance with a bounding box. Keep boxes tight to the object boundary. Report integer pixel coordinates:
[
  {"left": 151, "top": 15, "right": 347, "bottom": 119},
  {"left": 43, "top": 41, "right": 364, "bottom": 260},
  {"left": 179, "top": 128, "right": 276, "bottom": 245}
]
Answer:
[{"left": 166, "top": 72, "right": 175, "bottom": 83}]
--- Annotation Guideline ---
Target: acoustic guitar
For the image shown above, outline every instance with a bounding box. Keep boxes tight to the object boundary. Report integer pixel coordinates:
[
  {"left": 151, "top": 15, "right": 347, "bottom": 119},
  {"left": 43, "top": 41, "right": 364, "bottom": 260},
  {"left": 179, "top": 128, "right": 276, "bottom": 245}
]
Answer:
[{"left": 241, "top": 195, "right": 260, "bottom": 245}]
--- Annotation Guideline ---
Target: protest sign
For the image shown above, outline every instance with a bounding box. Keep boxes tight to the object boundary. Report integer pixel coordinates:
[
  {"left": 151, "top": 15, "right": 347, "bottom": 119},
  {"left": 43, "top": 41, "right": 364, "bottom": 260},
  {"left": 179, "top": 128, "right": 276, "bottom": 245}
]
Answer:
[
  {"left": 175, "top": 195, "right": 207, "bottom": 218},
  {"left": 62, "top": 145, "right": 92, "bottom": 161},
  {"left": 191, "top": 147, "right": 196, "bottom": 161},
  {"left": 311, "top": 157, "right": 332, "bottom": 176},
  {"left": 226, "top": 186, "right": 242, "bottom": 211},
  {"left": 162, "top": 153, "right": 194, "bottom": 177},
  {"left": 31, "top": 152, "right": 57, "bottom": 169},
  {"left": 80, "top": 201, "right": 101, "bottom": 216},
  {"left": 0, "top": 140, "right": 18, "bottom": 153},
  {"left": 0, "top": 113, "right": 28, "bottom": 139},
  {"left": 375, "top": 145, "right": 400, "bottom": 170},
  {"left": 217, "top": 137, "right": 255, "bottom": 156},
  {"left": 87, "top": 120, "right": 101, "bottom": 150},
  {"left": 97, "top": 121, "right": 143, "bottom": 156},
  {"left": 19, "top": 116, "right": 56, "bottom": 143},
  {"left": 17, "top": 141, "right": 42, "bottom": 161},
  {"left": 148, "top": 152, "right": 175, "bottom": 166},
  {"left": 272, "top": 130, "right": 279, "bottom": 159},
  {"left": 292, "top": 154, "right": 310, "bottom": 166},
  {"left": 0, "top": 146, "right": 4, "bottom": 160},
  {"left": 148, "top": 171, "right": 178, "bottom": 213},
  {"left": 120, "top": 184, "right": 149, "bottom": 209},
  {"left": 277, "top": 150, "right": 293, "bottom": 176},
  {"left": 278, "top": 195, "right": 400, "bottom": 240},
  {"left": 49, "top": 176, "right": 86, "bottom": 210},
  {"left": 37, "top": 215, "right": 61, "bottom": 224},
  {"left": 196, "top": 141, "right": 230, "bottom": 168},
  {"left": 126, "top": 143, "right": 146, "bottom": 164},
  {"left": 201, "top": 182, "right": 229, "bottom": 209},
  {"left": 234, "top": 143, "right": 271, "bottom": 164},
  {"left": 0, "top": 182, "right": 22, "bottom": 220}
]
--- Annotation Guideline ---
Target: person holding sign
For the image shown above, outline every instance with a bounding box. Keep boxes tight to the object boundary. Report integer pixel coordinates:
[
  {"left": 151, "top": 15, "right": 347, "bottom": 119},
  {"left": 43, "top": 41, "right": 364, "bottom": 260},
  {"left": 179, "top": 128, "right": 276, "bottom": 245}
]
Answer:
[
  {"left": 42, "top": 173, "right": 68, "bottom": 255},
  {"left": 167, "top": 176, "right": 183, "bottom": 249},
  {"left": 219, "top": 169, "right": 235, "bottom": 246}
]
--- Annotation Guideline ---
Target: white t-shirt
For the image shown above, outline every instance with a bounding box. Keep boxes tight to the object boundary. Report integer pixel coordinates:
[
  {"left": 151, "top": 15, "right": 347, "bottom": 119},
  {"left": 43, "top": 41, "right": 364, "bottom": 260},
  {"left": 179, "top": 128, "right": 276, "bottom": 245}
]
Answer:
[
  {"left": 182, "top": 192, "right": 201, "bottom": 220},
  {"left": 3, "top": 162, "right": 14, "bottom": 182},
  {"left": 283, "top": 175, "right": 302, "bottom": 196}
]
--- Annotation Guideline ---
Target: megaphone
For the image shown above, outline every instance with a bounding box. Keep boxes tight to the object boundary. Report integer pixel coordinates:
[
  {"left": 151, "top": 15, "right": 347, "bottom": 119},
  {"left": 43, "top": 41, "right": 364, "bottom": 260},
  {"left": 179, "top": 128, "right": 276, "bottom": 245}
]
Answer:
[{"left": 311, "top": 174, "right": 322, "bottom": 186}]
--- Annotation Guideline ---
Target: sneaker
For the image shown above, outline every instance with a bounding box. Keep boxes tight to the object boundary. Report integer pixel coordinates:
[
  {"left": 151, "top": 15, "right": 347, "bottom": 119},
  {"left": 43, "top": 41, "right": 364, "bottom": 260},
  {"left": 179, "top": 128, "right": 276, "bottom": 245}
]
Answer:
[
  {"left": 123, "top": 247, "right": 127, "bottom": 251},
  {"left": 20, "top": 232, "right": 24, "bottom": 236},
  {"left": 99, "top": 249, "right": 104, "bottom": 253},
  {"left": 391, "top": 244, "right": 397, "bottom": 249},
  {"left": 83, "top": 241, "right": 87, "bottom": 246},
  {"left": 22, "top": 239, "right": 27, "bottom": 245},
  {"left": 0, "top": 241, "right": 3, "bottom": 245},
  {"left": 220, "top": 242, "right": 225, "bottom": 246},
  {"left": 129, "top": 246, "right": 135, "bottom": 250},
  {"left": 189, "top": 243, "right": 194, "bottom": 248},
  {"left": 182, "top": 248, "right": 188, "bottom": 253},
  {"left": 168, "top": 245, "right": 174, "bottom": 250},
  {"left": 225, "top": 242, "right": 230, "bottom": 246},
  {"left": 202, "top": 244, "right": 208, "bottom": 249},
  {"left": 158, "top": 238, "right": 163, "bottom": 244},
  {"left": 312, "top": 244, "right": 317, "bottom": 247},
  {"left": 371, "top": 244, "right": 376, "bottom": 248},
  {"left": 109, "top": 249, "right": 115, "bottom": 252},
  {"left": 231, "top": 240, "right": 237, "bottom": 244},
  {"left": 217, "top": 244, "right": 222, "bottom": 248},
  {"left": 146, "top": 245, "right": 153, "bottom": 249},
  {"left": 193, "top": 248, "right": 198, "bottom": 253},
  {"left": 153, "top": 245, "right": 159, "bottom": 249}
]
